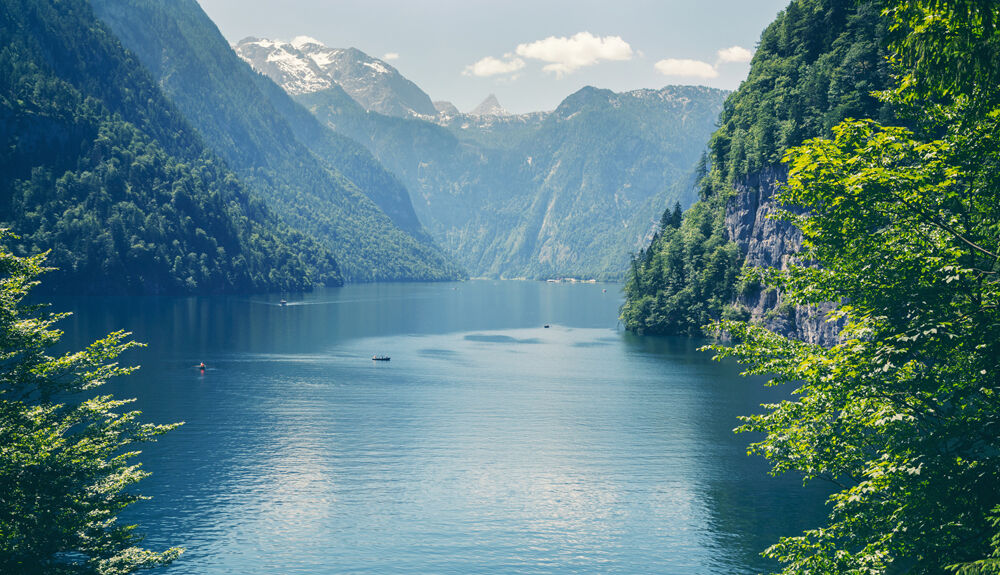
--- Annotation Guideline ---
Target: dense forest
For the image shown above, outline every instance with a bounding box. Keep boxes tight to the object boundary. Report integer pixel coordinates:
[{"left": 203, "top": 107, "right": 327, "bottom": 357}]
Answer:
[
  {"left": 621, "top": 0, "right": 894, "bottom": 334},
  {"left": 90, "top": 0, "right": 464, "bottom": 283},
  {"left": 713, "top": 0, "right": 1000, "bottom": 570},
  {"left": 629, "top": 0, "right": 1000, "bottom": 572},
  {"left": 0, "top": 0, "right": 340, "bottom": 294}
]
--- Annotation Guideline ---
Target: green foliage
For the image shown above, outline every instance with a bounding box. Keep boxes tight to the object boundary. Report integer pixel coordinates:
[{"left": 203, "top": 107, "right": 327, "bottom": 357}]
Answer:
[
  {"left": 0, "top": 0, "right": 341, "bottom": 294},
  {"left": 623, "top": 0, "right": 896, "bottom": 335},
  {"left": 705, "top": 1, "right": 1000, "bottom": 571},
  {"left": 620, "top": 195, "right": 743, "bottom": 335},
  {"left": 0, "top": 233, "right": 182, "bottom": 573},
  {"left": 711, "top": 0, "right": 894, "bottom": 186},
  {"left": 885, "top": 0, "right": 1000, "bottom": 117}
]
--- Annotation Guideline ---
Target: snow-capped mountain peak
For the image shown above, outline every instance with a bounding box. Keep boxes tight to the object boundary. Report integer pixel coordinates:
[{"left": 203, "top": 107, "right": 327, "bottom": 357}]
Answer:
[
  {"left": 234, "top": 37, "right": 437, "bottom": 118},
  {"left": 236, "top": 37, "right": 331, "bottom": 95}
]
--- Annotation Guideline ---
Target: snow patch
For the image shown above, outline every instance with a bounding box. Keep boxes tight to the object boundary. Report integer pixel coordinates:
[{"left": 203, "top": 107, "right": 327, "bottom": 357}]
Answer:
[
  {"left": 265, "top": 49, "right": 330, "bottom": 94},
  {"left": 245, "top": 38, "right": 279, "bottom": 49},
  {"left": 292, "top": 35, "right": 324, "bottom": 49},
  {"left": 308, "top": 51, "right": 333, "bottom": 68},
  {"left": 363, "top": 61, "right": 390, "bottom": 75}
]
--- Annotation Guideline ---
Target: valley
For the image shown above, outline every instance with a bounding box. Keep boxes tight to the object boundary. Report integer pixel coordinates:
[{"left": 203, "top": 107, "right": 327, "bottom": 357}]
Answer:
[{"left": 3, "top": 1, "right": 997, "bottom": 574}]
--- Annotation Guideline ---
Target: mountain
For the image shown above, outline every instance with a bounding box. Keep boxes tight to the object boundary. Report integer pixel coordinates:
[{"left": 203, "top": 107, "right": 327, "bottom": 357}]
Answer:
[
  {"left": 0, "top": 0, "right": 342, "bottom": 294},
  {"left": 238, "top": 38, "right": 729, "bottom": 280},
  {"left": 235, "top": 37, "right": 438, "bottom": 118},
  {"left": 469, "top": 94, "right": 508, "bottom": 117},
  {"left": 433, "top": 101, "right": 460, "bottom": 117},
  {"left": 621, "top": 0, "right": 894, "bottom": 342},
  {"left": 299, "top": 83, "right": 726, "bottom": 280},
  {"left": 90, "top": 0, "right": 462, "bottom": 282}
]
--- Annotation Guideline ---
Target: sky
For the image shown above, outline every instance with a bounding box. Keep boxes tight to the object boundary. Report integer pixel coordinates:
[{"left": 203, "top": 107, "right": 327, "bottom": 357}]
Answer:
[{"left": 196, "top": 0, "right": 790, "bottom": 114}]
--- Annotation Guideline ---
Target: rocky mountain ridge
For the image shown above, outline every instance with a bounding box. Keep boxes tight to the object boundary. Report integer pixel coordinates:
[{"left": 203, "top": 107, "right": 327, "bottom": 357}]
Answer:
[
  {"left": 237, "top": 36, "right": 728, "bottom": 280},
  {"left": 234, "top": 38, "right": 564, "bottom": 128},
  {"left": 296, "top": 82, "right": 728, "bottom": 280},
  {"left": 469, "top": 94, "right": 508, "bottom": 117},
  {"left": 235, "top": 36, "right": 438, "bottom": 118}
]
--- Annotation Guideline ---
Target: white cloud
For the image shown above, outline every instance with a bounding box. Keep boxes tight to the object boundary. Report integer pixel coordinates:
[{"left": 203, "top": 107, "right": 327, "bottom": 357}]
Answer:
[
  {"left": 717, "top": 45, "right": 752, "bottom": 64},
  {"left": 383, "top": 52, "right": 400, "bottom": 61},
  {"left": 654, "top": 58, "right": 719, "bottom": 79},
  {"left": 515, "top": 32, "right": 633, "bottom": 76},
  {"left": 653, "top": 45, "right": 753, "bottom": 80},
  {"left": 463, "top": 55, "right": 526, "bottom": 77}
]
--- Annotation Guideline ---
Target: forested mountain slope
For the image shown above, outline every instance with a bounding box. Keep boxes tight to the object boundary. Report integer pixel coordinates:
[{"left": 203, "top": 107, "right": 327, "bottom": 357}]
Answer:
[
  {"left": 237, "top": 42, "right": 728, "bottom": 280},
  {"left": 90, "top": 0, "right": 463, "bottom": 282},
  {"left": 312, "top": 85, "right": 726, "bottom": 280},
  {"left": 621, "top": 0, "right": 894, "bottom": 341},
  {"left": 0, "top": 0, "right": 340, "bottom": 294}
]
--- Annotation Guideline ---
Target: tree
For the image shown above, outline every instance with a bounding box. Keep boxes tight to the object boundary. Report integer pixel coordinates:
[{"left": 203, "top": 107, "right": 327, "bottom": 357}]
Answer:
[
  {"left": 706, "top": 1, "right": 1000, "bottom": 572},
  {"left": 0, "top": 233, "right": 182, "bottom": 574},
  {"left": 659, "top": 201, "right": 683, "bottom": 231}
]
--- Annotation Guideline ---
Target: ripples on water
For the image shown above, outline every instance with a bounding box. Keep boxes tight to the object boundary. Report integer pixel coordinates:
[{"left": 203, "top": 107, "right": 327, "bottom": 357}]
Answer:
[{"left": 52, "top": 282, "right": 829, "bottom": 574}]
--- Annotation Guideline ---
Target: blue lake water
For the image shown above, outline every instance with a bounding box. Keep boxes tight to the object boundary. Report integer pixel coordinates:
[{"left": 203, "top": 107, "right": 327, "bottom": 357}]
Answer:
[{"left": 53, "top": 281, "right": 828, "bottom": 574}]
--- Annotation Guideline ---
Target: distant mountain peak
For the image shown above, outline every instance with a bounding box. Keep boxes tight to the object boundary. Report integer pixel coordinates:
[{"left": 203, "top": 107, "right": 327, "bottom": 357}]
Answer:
[
  {"left": 234, "top": 37, "right": 330, "bottom": 95},
  {"left": 234, "top": 37, "right": 438, "bottom": 118},
  {"left": 470, "top": 94, "right": 508, "bottom": 117}
]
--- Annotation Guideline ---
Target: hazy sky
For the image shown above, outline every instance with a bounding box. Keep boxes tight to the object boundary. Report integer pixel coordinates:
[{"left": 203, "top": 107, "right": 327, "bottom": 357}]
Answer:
[{"left": 196, "top": 0, "right": 790, "bottom": 114}]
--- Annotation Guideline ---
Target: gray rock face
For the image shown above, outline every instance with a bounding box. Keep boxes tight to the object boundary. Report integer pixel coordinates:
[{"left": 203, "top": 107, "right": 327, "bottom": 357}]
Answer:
[
  {"left": 433, "top": 100, "right": 460, "bottom": 116},
  {"left": 469, "top": 94, "right": 508, "bottom": 117},
  {"left": 725, "top": 167, "right": 841, "bottom": 346}
]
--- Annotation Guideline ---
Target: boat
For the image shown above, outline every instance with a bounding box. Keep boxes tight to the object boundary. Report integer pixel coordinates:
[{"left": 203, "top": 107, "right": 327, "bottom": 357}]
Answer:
[
  {"left": 544, "top": 324, "right": 550, "bottom": 328},
  {"left": 279, "top": 299, "right": 287, "bottom": 306},
  {"left": 372, "top": 355, "right": 390, "bottom": 361}
]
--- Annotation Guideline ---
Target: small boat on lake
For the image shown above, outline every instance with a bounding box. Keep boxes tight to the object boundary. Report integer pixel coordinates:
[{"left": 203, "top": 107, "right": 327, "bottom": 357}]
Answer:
[
  {"left": 372, "top": 355, "right": 390, "bottom": 361},
  {"left": 279, "top": 299, "right": 287, "bottom": 306}
]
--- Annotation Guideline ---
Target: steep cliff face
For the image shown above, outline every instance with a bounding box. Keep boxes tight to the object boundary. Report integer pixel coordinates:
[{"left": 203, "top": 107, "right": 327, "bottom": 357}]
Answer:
[{"left": 725, "top": 168, "right": 841, "bottom": 345}]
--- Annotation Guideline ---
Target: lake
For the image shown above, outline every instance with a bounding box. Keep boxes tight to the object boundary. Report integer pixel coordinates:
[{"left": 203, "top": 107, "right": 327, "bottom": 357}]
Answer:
[{"left": 52, "top": 281, "right": 828, "bottom": 574}]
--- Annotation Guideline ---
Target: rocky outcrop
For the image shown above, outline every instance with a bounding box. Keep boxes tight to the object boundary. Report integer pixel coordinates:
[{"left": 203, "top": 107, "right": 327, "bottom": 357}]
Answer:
[
  {"left": 725, "top": 167, "right": 841, "bottom": 346},
  {"left": 469, "top": 94, "right": 508, "bottom": 117}
]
